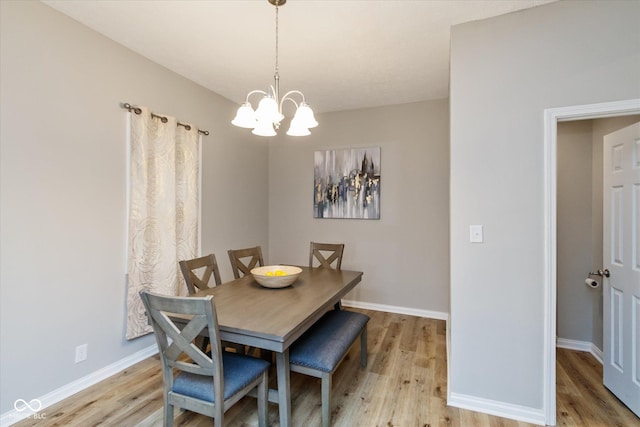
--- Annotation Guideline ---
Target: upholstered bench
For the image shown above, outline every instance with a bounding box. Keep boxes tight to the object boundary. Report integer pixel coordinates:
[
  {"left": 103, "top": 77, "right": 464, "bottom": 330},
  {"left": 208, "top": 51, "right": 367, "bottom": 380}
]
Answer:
[{"left": 289, "top": 309, "right": 370, "bottom": 427}]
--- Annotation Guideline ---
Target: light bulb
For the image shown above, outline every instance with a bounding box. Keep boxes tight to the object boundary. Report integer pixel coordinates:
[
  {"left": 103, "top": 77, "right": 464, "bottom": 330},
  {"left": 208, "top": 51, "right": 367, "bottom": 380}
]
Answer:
[
  {"left": 286, "top": 118, "right": 311, "bottom": 136},
  {"left": 255, "top": 95, "right": 281, "bottom": 124},
  {"left": 294, "top": 102, "right": 318, "bottom": 128},
  {"left": 231, "top": 102, "right": 257, "bottom": 129},
  {"left": 252, "top": 119, "right": 277, "bottom": 137}
]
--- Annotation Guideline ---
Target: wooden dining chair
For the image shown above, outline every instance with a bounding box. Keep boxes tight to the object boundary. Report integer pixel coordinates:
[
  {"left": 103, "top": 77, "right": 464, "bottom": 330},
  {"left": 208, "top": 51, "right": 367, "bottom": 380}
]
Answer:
[
  {"left": 179, "top": 253, "right": 222, "bottom": 295},
  {"left": 179, "top": 254, "right": 244, "bottom": 354},
  {"left": 309, "top": 242, "right": 344, "bottom": 270},
  {"left": 139, "top": 290, "right": 269, "bottom": 427},
  {"left": 228, "top": 246, "right": 264, "bottom": 279},
  {"left": 309, "top": 242, "right": 345, "bottom": 309}
]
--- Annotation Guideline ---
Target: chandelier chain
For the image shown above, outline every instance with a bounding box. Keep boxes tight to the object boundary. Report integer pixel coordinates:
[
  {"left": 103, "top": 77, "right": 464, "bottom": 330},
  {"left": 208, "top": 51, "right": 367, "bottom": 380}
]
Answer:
[{"left": 275, "top": 4, "right": 279, "bottom": 77}]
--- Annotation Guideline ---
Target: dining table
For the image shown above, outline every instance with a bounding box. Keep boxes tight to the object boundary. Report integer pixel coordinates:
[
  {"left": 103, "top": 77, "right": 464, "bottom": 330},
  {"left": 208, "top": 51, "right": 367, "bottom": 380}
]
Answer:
[{"left": 189, "top": 265, "right": 363, "bottom": 427}]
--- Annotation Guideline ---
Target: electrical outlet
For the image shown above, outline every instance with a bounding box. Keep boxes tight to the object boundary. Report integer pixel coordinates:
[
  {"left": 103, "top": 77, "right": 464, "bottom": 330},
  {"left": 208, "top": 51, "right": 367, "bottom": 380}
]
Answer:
[{"left": 75, "top": 344, "right": 88, "bottom": 363}]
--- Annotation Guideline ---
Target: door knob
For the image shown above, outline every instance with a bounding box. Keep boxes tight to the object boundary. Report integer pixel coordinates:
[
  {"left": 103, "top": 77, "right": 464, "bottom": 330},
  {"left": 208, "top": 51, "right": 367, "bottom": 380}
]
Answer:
[{"left": 588, "top": 269, "right": 610, "bottom": 278}]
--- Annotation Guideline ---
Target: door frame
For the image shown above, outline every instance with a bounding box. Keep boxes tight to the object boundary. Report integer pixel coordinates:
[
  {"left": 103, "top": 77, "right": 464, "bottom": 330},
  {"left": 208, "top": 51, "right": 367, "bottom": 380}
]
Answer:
[{"left": 543, "top": 98, "right": 640, "bottom": 425}]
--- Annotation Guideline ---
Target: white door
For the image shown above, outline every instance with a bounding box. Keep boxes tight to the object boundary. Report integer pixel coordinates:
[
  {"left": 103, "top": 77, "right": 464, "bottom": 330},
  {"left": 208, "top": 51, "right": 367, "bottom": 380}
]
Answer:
[{"left": 603, "top": 121, "right": 640, "bottom": 417}]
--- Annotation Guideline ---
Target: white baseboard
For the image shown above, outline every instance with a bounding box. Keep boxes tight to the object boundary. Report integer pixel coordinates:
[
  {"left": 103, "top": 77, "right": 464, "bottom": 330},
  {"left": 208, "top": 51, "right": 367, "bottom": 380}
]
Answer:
[
  {"left": 556, "top": 337, "right": 603, "bottom": 364},
  {"left": 0, "top": 345, "right": 158, "bottom": 427},
  {"left": 448, "top": 392, "right": 546, "bottom": 426},
  {"left": 342, "top": 299, "right": 449, "bottom": 321},
  {"left": 591, "top": 345, "right": 603, "bottom": 364}
]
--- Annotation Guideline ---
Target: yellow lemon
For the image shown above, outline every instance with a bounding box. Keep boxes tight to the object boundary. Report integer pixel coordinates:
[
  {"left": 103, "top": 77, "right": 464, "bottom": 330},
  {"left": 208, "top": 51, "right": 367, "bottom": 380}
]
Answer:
[
  {"left": 265, "top": 271, "right": 274, "bottom": 276},
  {"left": 275, "top": 270, "right": 286, "bottom": 276}
]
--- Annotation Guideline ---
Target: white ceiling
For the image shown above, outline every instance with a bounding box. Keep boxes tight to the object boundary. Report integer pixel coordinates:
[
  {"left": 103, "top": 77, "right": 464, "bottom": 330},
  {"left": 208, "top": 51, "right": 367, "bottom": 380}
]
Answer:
[{"left": 42, "top": 0, "right": 556, "bottom": 114}]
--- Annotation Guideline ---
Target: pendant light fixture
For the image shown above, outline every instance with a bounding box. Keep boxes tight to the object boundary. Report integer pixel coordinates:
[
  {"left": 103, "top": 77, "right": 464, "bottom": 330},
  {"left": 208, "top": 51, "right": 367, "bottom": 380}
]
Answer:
[{"left": 231, "top": 0, "right": 318, "bottom": 137}]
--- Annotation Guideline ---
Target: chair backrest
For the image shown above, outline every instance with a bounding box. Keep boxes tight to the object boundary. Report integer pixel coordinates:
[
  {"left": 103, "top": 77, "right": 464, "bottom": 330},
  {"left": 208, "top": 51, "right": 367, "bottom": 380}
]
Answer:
[
  {"left": 139, "top": 290, "right": 224, "bottom": 404},
  {"left": 228, "top": 246, "right": 264, "bottom": 279},
  {"left": 309, "top": 242, "right": 344, "bottom": 270},
  {"left": 179, "top": 254, "right": 222, "bottom": 295}
]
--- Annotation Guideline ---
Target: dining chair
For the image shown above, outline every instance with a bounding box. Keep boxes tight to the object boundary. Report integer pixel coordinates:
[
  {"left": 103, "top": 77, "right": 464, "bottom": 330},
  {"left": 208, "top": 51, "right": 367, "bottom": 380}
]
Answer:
[
  {"left": 140, "top": 290, "right": 269, "bottom": 427},
  {"left": 179, "top": 253, "right": 222, "bottom": 295},
  {"left": 309, "top": 242, "right": 344, "bottom": 270},
  {"left": 309, "top": 242, "right": 345, "bottom": 309},
  {"left": 228, "top": 246, "right": 273, "bottom": 359},
  {"left": 228, "top": 246, "right": 264, "bottom": 279},
  {"left": 289, "top": 309, "right": 370, "bottom": 427},
  {"left": 179, "top": 254, "right": 245, "bottom": 355}
]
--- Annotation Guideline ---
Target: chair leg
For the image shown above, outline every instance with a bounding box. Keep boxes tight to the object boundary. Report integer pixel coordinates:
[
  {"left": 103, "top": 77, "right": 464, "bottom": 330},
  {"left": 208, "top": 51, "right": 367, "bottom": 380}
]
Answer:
[
  {"left": 163, "top": 403, "right": 174, "bottom": 427},
  {"left": 360, "top": 327, "right": 368, "bottom": 367},
  {"left": 257, "top": 371, "right": 268, "bottom": 427},
  {"left": 321, "top": 373, "right": 332, "bottom": 427},
  {"left": 215, "top": 402, "right": 224, "bottom": 426}
]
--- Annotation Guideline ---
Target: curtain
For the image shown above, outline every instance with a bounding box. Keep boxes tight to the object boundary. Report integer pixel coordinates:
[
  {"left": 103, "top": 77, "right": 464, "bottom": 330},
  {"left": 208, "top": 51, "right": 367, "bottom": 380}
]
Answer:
[{"left": 126, "top": 106, "right": 200, "bottom": 340}]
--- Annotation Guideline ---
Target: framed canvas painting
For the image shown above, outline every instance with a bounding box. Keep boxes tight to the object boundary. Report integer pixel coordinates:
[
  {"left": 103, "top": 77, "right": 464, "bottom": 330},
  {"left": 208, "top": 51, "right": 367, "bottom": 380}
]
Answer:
[{"left": 313, "top": 147, "right": 380, "bottom": 219}]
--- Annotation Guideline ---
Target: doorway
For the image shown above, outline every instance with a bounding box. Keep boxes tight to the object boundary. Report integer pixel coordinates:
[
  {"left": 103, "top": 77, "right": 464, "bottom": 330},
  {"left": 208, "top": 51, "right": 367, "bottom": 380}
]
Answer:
[
  {"left": 557, "top": 115, "right": 640, "bottom": 358},
  {"left": 555, "top": 115, "right": 640, "bottom": 424},
  {"left": 543, "top": 98, "right": 640, "bottom": 425}
]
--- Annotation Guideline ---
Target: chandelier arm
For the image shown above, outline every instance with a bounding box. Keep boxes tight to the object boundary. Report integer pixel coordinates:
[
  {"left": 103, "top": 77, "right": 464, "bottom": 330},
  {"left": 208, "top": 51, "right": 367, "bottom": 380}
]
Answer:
[
  {"left": 245, "top": 89, "right": 268, "bottom": 104},
  {"left": 280, "top": 97, "right": 300, "bottom": 114},
  {"left": 279, "top": 90, "right": 306, "bottom": 112}
]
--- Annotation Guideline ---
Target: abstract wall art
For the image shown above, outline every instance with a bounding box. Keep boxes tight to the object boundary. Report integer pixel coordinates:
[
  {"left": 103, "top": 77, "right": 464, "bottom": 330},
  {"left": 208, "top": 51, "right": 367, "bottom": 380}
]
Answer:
[{"left": 313, "top": 147, "right": 381, "bottom": 219}]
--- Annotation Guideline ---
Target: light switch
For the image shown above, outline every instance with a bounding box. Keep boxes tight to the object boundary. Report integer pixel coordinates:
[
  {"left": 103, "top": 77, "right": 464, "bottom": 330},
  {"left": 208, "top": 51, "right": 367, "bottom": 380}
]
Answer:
[{"left": 470, "top": 225, "right": 483, "bottom": 243}]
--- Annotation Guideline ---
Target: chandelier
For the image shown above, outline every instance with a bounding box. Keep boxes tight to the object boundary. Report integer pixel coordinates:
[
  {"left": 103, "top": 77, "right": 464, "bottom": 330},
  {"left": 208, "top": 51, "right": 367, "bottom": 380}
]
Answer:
[{"left": 231, "top": 0, "right": 318, "bottom": 137}]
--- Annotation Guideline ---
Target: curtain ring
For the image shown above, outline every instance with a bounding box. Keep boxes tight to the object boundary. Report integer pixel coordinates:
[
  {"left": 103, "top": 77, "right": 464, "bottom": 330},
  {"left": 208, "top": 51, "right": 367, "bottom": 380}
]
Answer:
[
  {"left": 122, "top": 102, "right": 142, "bottom": 115},
  {"left": 151, "top": 113, "right": 168, "bottom": 123}
]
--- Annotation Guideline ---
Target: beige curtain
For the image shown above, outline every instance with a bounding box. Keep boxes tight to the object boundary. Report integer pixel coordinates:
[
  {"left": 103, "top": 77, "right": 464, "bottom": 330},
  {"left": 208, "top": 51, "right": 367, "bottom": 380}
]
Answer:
[{"left": 126, "top": 106, "right": 200, "bottom": 339}]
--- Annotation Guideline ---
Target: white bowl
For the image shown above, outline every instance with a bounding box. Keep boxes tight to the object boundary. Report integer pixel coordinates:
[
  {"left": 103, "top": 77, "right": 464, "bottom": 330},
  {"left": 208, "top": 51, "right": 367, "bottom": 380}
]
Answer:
[{"left": 251, "top": 265, "right": 302, "bottom": 288}]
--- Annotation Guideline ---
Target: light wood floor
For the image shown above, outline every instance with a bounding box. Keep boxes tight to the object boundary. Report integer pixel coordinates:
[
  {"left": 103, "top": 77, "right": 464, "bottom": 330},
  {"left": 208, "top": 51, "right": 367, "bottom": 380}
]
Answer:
[{"left": 13, "top": 309, "right": 639, "bottom": 426}]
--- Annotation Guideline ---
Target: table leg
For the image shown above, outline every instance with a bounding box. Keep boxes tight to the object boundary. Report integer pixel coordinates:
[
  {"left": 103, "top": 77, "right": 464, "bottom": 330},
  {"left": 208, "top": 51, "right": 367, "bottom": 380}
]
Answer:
[{"left": 275, "top": 349, "right": 291, "bottom": 427}]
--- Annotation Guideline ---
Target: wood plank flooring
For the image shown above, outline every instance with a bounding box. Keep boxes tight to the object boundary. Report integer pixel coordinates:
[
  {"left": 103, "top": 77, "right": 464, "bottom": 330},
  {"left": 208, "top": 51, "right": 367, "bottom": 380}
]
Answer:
[
  {"left": 556, "top": 349, "right": 638, "bottom": 427},
  {"left": 12, "top": 309, "right": 639, "bottom": 426}
]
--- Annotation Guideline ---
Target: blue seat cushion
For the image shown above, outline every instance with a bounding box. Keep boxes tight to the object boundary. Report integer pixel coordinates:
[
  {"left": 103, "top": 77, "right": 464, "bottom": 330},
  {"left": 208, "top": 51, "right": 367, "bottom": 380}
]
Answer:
[
  {"left": 172, "top": 352, "right": 269, "bottom": 402},
  {"left": 290, "top": 310, "right": 370, "bottom": 373}
]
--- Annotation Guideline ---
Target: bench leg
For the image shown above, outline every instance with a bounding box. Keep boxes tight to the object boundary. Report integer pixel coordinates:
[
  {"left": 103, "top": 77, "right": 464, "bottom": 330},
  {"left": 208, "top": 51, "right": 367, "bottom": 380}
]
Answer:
[
  {"left": 321, "top": 372, "right": 332, "bottom": 427},
  {"left": 360, "top": 327, "right": 368, "bottom": 367}
]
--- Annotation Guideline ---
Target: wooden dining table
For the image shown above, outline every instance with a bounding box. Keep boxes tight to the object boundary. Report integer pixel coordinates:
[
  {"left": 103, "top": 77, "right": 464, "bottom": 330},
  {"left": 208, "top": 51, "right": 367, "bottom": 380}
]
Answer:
[{"left": 190, "top": 266, "right": 363, "bottom": 427}]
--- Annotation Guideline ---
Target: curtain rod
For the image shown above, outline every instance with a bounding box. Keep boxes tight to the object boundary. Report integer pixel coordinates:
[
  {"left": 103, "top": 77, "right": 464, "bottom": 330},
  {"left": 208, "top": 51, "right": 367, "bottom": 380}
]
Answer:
[{"left": 121, "top": 102, "right": 209, "bottom": 136}]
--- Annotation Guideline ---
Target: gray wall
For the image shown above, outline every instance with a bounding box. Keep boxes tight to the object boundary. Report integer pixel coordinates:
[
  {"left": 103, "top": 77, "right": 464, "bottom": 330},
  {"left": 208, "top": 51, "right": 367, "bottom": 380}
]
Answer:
[
  {"left": 0, "top": 1, "right": 268, "bottom": 414},
  {"left": 557, "top": 120, "right": 595, "bottom": 345},
  {"left": 268, "top": 99, "right": 450, "bottom": 314},
  {"left": 449, "top": 0, "right": 640, "bottom": 414}
]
